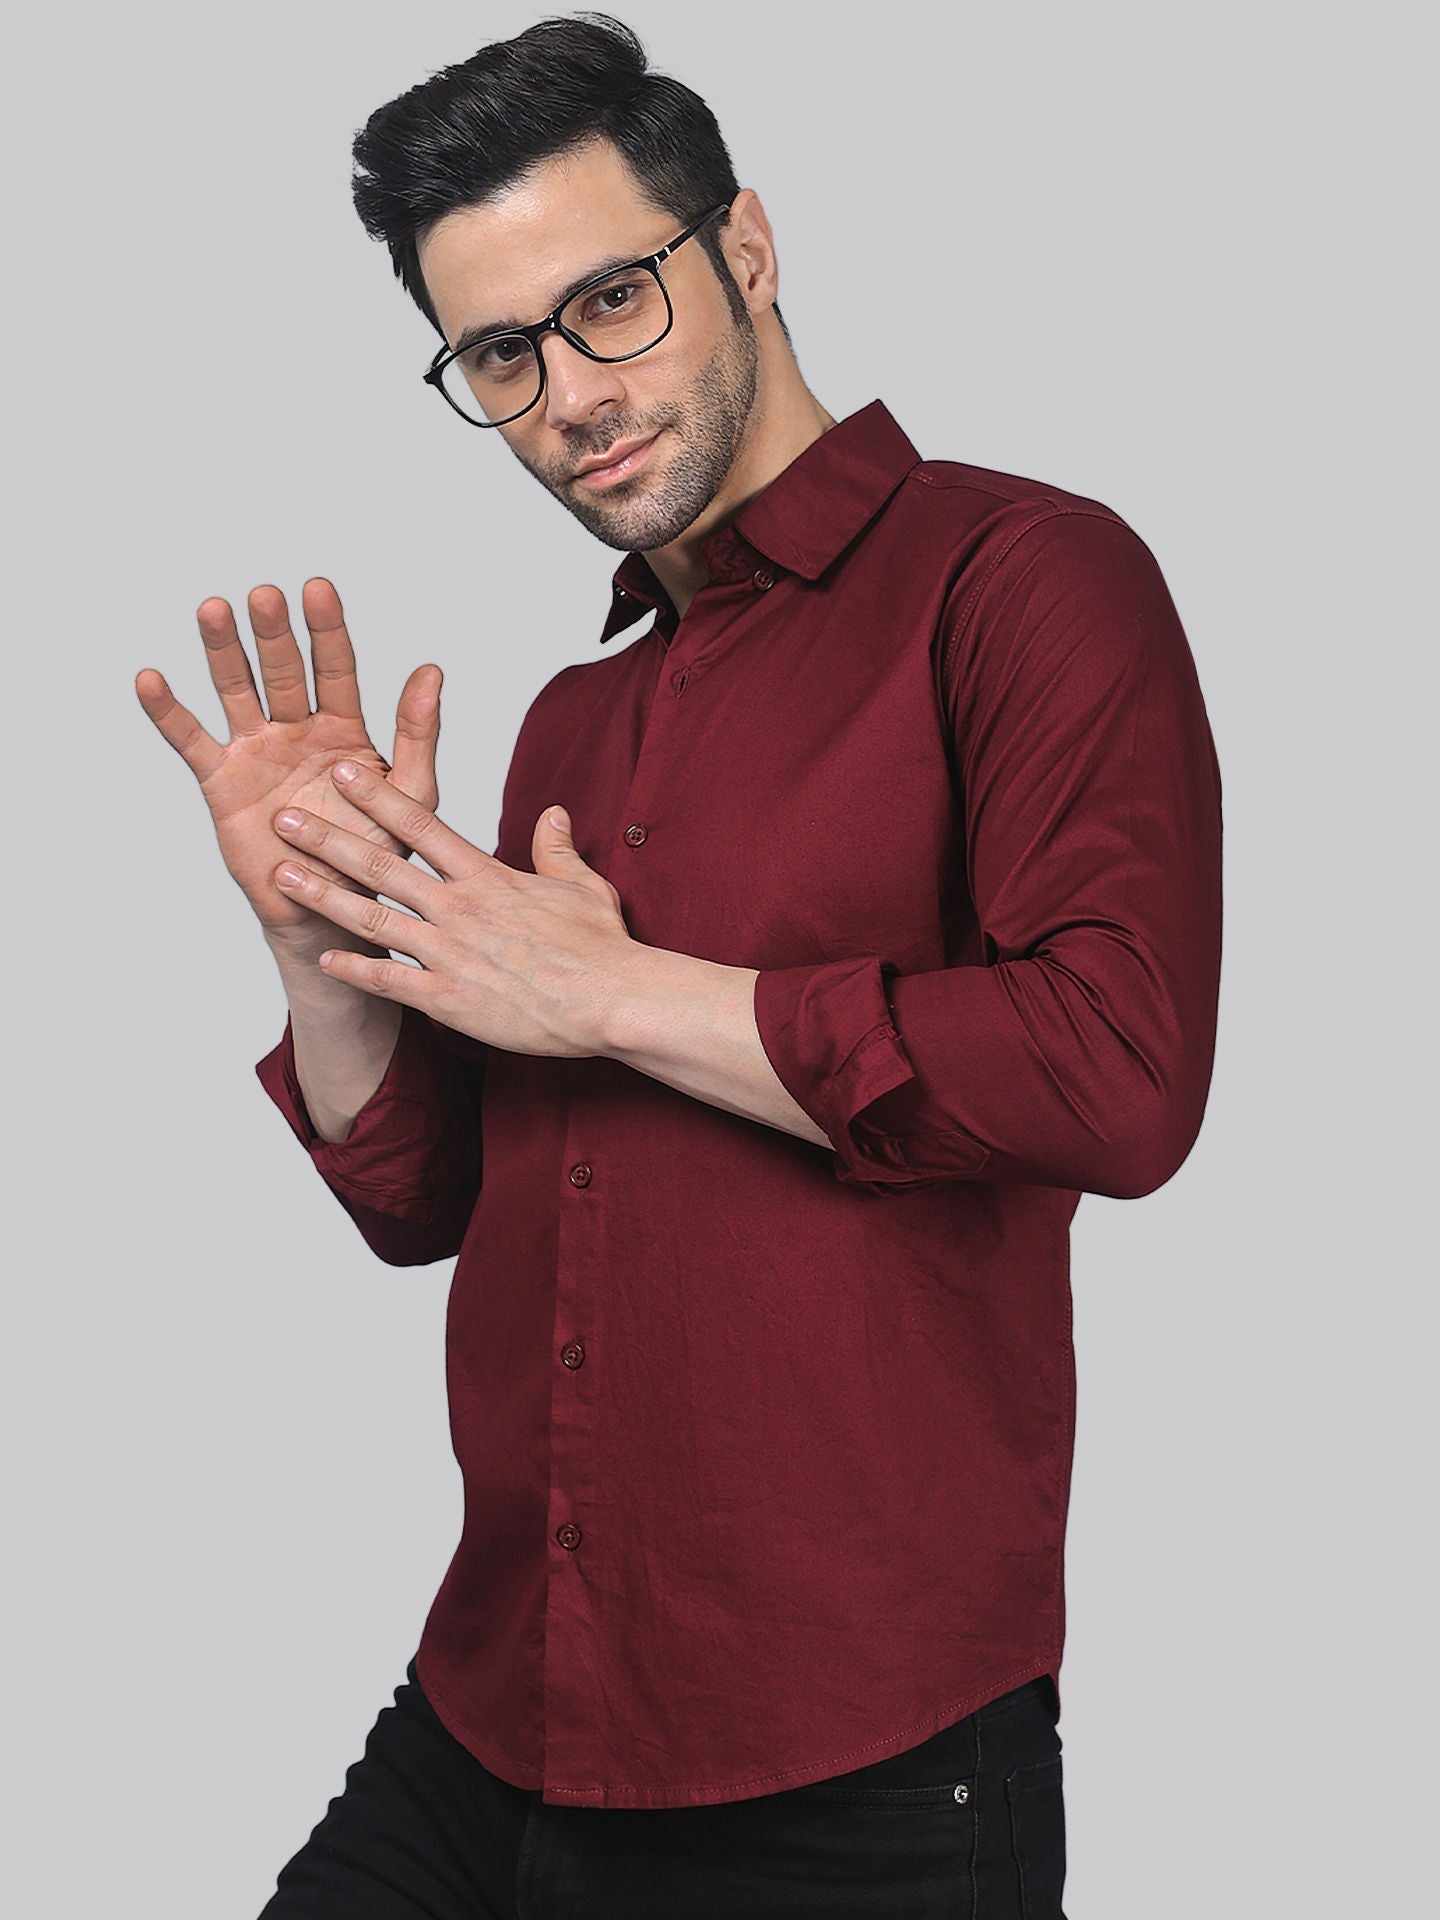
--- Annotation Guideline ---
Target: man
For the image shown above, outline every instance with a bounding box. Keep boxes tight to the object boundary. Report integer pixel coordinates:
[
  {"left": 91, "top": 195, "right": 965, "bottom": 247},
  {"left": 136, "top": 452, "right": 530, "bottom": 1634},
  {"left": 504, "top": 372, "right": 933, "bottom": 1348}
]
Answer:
[{"left": 136, "top": 15, "right": 1222, "bottom": 1917}]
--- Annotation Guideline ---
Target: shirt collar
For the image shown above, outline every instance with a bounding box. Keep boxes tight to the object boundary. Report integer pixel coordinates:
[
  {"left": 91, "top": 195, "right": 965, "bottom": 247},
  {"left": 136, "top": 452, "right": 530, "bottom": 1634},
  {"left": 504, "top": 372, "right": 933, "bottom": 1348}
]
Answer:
[{"left": 597, "top": 398, "right": 921, "bottom": 645}]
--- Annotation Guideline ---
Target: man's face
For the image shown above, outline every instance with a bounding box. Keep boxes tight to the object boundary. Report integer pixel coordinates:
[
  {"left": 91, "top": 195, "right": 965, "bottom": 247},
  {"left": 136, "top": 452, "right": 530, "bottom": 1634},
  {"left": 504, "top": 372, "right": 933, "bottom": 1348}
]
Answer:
[{"left": 417, "top": 139, "right": 760, "bottom": 555}]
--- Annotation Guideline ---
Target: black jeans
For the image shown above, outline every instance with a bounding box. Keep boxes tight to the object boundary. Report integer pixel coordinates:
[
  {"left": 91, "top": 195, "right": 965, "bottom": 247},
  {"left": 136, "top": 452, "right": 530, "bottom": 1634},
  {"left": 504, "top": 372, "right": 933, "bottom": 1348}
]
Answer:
[{"left": 258, "top": 1658, "right": 1066, "bottom": 1918}]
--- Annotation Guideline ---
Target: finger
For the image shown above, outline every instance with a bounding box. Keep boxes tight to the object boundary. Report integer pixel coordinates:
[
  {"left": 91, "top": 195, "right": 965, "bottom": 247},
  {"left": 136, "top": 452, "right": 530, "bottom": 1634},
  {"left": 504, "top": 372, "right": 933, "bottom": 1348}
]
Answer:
[
  {"left": 246, "top": 583, "right": 311, "bottom": 725},
  {"left": 328, "top": 759, "right": 490, "bottom": 883},
  {"left": 390, "top": 664, "right": 442, "bottom": 811},
  {"left": 134, "top": 668, "right": 225, "bottom": 782},
  {"left": 272, "top": 805, "right": 446, "bottom": 916},
  {"left": 301, "top": 577, "right": 364, "bottom": 722},
  {"left": 274, "top": 859, "right": 433, "bottom": 960},
  {"left": 316, "top": 946, "right": 435, "bottom": 1008},
  {"left": 196, "top": 596, "right": 267, "bottom": 738}
]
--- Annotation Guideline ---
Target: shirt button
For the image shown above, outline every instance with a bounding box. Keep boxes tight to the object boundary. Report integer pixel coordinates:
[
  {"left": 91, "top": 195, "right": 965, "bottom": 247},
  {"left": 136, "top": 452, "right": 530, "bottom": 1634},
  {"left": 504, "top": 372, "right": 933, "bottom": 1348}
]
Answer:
[
  {"left": 623, "top": 823, "right": 647, "bottom": 846},
  {"left": 752, "top": 567, "right": 774, "bottom": 590},
  {"left": 671, "top": 667, "right": 689, "bottom": 693},
  {"left": 561, "top": 1341, "right": 586, "bottom": 1369},
  {"left": 569, "top": 1162, "right": 592, "bottom": 1188},
  {"left": 556, "top": 1523, "right": 582, "bottom": 1550}
]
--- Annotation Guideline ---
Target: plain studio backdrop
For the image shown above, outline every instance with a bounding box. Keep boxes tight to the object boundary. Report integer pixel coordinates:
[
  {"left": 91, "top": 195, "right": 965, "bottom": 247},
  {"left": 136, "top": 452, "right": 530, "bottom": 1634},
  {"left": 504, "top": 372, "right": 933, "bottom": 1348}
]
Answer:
[{"left": 4, "top": 2, "right": 1430, "bottom": 1912}]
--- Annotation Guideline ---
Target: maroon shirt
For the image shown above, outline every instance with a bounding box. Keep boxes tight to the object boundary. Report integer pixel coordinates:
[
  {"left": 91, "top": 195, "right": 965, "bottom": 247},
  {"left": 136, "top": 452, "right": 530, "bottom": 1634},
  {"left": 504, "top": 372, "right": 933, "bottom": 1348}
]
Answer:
[{"left": 257, "top": 398, "right": 1223, "bottom": 1810}]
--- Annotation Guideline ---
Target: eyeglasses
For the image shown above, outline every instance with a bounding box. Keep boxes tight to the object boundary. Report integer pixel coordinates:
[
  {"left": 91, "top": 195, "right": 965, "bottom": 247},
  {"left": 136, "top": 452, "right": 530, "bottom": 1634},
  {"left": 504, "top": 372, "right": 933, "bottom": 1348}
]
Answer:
[{"left": 422, "top": 203, "right": 732, "bottom": 428}]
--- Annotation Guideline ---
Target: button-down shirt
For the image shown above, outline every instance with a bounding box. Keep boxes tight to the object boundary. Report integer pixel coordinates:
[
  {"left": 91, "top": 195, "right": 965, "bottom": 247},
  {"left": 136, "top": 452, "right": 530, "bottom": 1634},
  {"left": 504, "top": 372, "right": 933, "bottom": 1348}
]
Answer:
[{"left": 256, "top": 398, "right": 1223, "bottom": 1810}]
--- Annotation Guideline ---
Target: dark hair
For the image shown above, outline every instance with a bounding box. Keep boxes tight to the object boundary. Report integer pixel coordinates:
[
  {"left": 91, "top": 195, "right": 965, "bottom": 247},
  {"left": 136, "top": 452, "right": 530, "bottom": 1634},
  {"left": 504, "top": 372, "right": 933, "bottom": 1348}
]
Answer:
[{"left": 351, "top": 13, "right": 789, "bottom": 346}]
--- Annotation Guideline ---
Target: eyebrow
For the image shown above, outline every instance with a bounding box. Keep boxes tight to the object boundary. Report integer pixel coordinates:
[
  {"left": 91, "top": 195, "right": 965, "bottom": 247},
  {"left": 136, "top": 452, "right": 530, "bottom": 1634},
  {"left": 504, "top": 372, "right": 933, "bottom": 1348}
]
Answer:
[{"left": 452, "top": 250, "right": 644, "bottom": 355}]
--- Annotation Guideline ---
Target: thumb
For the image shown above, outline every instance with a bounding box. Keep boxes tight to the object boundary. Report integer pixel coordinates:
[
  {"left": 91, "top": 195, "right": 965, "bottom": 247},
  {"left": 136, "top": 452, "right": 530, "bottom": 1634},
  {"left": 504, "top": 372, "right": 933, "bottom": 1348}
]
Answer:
[
  {"left": 533, "top": 803, "right": 583, "bottom": 869},
  {"left": 391, "top": 663, "right": 442, "bottom": 810}
]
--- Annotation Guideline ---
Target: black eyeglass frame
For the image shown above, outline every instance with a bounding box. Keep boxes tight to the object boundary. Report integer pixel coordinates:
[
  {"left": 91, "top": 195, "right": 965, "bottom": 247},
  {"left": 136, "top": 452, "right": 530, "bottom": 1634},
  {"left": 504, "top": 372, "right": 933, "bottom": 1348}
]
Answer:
[{"left": 422, "top": 202, "right": 733, "bottom": 428}]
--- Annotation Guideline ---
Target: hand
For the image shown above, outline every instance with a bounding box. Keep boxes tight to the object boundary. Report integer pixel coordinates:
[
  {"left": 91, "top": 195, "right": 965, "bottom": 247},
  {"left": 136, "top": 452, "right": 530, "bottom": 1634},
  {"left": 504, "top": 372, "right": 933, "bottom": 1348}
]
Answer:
[
  {"left": 135, "top": 578, "right": 442, "bottom": 940},
  {"left": 269, "top": 760, "right": 636, "bottom": 1059}
]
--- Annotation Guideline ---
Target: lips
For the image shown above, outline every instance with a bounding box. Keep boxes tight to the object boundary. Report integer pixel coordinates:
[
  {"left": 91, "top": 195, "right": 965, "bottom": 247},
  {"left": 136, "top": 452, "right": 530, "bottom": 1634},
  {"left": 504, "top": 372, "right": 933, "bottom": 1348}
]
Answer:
[{"left": 572, "top": 433, "right": 660, "bottom": 488}]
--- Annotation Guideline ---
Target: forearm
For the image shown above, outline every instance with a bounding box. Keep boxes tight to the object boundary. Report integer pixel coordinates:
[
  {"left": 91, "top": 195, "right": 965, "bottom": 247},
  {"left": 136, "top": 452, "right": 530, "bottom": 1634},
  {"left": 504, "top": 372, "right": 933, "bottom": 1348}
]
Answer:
[
  {"left": 264, "top": 926, "right": 403, "bottom": 1144},
  {"left": 600, "top": 944, "right": 831, "bottom": 1149}
]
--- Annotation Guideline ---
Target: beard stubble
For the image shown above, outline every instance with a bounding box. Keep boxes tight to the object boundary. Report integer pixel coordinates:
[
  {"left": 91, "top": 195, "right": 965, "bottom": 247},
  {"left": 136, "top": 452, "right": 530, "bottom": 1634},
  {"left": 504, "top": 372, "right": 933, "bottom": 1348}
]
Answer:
[{"left": 508, "top": 305, "right": 762, "bottom": 555}]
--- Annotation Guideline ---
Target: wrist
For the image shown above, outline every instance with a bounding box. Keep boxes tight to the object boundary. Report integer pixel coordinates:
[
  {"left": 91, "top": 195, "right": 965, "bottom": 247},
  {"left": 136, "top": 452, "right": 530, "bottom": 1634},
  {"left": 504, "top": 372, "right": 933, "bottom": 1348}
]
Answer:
[
  {"left": 598, "top": 943, "right": 753, "bottom": 1061},
  {"left": 594, "top": 940, "right": 663, "bottom": 1056},
  {"left": 263, "top": 918, "right": 383, "bottom": 963},
  {"left": 263, "top": 921, "right": 387, "bottom": 1009}
]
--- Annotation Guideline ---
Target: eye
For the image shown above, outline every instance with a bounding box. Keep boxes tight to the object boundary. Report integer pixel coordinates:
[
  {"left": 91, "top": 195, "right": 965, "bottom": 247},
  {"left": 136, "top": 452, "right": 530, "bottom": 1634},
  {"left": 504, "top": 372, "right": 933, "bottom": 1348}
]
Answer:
[
  {"left": 464, "top": 336, "right": 532, "bottom": 381},
  {"left": 579, "top": 281, "right": 641, "bottom": 324}
]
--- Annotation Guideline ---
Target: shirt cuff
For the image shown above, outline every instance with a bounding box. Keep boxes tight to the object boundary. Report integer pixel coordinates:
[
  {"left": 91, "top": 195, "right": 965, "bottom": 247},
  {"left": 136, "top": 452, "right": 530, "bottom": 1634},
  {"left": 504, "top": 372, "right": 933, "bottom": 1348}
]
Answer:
[
  {"left": 255, "top": 1002, "right": 478, "bottom": 1222},
  {"left": 752, "top": 957, "right": 991, "bottom": 1187}
]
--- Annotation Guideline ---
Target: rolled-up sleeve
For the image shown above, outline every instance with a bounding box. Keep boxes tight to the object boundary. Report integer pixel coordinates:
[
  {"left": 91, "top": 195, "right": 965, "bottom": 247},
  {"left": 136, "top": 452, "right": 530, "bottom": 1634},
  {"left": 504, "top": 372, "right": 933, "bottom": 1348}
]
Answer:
[
  {"left": 255, "top": 1001, "right": 486, "bottom": 1263},
  {"left": 753, "top": 509, "right": 1224, "bottom": 1200}
]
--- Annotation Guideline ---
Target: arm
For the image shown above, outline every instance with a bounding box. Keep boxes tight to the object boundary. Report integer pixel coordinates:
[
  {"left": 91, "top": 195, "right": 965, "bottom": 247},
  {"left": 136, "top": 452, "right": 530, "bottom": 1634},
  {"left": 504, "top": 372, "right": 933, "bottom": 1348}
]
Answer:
[
  {"left": 255, "top": 995, "right": 486, "bottom": 1268},
  {"left": 602, "top": 512, "right": 1222, "bottom": 1197},
  {"left": 254, "top": 922, "right": 487, "bottom": 1268},
  {"left": 599, "top": 949, "right": 831, "bottom": 1148},
  {"left": 737, "top": 510, "right": 1224, "bottom": 1198},
  {"left": 265, "top": 923, "right": 404, "bottom": 1145}
]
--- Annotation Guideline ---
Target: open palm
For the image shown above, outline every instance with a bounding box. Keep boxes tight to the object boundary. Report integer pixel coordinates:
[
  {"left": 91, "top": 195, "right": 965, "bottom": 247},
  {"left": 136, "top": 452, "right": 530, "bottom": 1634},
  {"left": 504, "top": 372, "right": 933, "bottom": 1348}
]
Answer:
[{"left": 136, "top": 577, "right": 442, "bottom": 937}]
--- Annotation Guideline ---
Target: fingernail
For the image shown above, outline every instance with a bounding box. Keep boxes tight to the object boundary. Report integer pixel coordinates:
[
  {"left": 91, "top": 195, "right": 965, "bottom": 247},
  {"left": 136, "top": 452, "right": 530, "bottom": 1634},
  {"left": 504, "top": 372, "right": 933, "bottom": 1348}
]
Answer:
[
  {"left": 275, "top": 809, "right": 303, "bottom": 831},
  {"left": 333, "top": 761, "right": 358, "bottom": 784},
  {"left": 277, "top": 864, "right": 305, "bottom": 886}
]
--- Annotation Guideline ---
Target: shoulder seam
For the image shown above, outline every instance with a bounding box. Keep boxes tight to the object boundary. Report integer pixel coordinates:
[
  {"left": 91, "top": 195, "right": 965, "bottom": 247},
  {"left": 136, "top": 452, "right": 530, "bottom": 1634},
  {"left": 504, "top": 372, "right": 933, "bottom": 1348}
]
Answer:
[
  {"left": 908, "top": 464, "right": 1128, "bottom": 519},
  {"left": 909, "top": 466, "right": 1070, "bottom": 511}
]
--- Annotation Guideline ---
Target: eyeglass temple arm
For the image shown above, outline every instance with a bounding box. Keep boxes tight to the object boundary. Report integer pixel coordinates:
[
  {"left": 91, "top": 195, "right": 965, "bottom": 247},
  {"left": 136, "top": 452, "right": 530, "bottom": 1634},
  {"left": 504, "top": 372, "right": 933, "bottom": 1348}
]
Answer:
[{"left": 653, "top": 202, "right": 732, "bottom": 267}]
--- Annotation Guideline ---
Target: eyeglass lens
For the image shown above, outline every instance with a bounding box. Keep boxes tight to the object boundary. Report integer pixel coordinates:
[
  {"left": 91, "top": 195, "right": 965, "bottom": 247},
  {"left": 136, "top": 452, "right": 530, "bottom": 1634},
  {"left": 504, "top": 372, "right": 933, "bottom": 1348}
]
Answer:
[{"left": 439, "top": 266, "right": 670, "bottom": 425}]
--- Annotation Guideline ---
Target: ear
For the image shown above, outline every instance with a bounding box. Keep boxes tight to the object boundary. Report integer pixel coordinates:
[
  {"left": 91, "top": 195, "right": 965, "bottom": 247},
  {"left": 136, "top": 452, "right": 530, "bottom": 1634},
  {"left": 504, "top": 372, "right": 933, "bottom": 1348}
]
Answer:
[{"left": 719, "top": 188, "right": 779, "bottom": 316}]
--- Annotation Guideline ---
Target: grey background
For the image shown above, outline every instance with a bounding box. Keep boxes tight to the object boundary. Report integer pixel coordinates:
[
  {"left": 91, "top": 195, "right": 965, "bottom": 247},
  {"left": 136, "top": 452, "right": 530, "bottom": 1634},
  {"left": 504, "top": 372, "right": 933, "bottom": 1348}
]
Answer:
[{"left": 6, "top": 2, "right": 1430, "bottom": 1911}]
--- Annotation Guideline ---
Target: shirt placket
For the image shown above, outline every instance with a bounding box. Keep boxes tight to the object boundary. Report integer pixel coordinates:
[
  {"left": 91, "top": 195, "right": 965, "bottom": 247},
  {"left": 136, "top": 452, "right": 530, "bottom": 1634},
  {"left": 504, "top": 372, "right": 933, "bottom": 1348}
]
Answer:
[
  {"left": 540, "top": 539, "right": 781, "bottom": 1791},
  {"left": 540, "top": 1048, "right": 606, "bottom": 1787}
]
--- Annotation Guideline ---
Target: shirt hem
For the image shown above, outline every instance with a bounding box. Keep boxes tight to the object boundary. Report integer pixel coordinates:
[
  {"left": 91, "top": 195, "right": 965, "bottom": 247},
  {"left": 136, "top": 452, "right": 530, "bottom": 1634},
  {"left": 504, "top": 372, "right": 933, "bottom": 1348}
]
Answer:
[{"left": 416, "top": 1646, "right": 1063, "bottom": 1810}]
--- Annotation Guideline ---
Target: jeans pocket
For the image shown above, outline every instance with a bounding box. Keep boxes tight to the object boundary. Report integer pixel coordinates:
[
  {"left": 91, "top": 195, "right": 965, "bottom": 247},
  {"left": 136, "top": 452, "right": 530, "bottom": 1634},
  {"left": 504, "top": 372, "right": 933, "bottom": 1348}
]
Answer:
[
  {"left": 1005, "top": 1756, "right": 1066, "bottom": 1919},
  {"left": 753, "top": 1780, "right": 978, "bottom": 1920}
]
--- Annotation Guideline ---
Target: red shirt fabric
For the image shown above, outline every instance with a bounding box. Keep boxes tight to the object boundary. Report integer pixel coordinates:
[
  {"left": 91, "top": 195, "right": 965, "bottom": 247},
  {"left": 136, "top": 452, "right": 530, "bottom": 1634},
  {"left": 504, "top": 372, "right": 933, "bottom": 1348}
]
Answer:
[{"left": 256, "top": 398, "right": 1223, "bottom": 1810}]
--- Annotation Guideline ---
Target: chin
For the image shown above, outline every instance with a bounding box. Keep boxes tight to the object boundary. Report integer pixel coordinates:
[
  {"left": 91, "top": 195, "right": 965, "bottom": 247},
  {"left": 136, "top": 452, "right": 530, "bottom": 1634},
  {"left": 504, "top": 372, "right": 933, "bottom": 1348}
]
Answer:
[{"left": 566, "top": 470, "right": 698, "bottom": 551}]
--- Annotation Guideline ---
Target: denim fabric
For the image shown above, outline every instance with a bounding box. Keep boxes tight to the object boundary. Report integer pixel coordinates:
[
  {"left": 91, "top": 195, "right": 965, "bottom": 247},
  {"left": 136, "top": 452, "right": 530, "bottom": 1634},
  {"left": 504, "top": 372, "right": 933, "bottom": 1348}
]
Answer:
[{"left": 258, "top": 1658, "right": 1066, "bottom": 1918}]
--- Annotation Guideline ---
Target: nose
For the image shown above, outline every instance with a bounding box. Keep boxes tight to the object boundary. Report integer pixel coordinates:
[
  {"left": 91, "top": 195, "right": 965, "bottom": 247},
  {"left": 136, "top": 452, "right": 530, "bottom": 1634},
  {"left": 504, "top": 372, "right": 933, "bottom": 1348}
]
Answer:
[{"left": 537, "top": 331, "right": 624, "bottom": 431}]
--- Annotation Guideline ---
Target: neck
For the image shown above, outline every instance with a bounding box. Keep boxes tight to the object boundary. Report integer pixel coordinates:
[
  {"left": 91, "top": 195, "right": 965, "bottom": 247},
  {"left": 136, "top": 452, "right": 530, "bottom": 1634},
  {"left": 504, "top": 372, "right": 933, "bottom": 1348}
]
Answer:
[{"left": 643, "top": 361, "right": 836, "bottom": 619}]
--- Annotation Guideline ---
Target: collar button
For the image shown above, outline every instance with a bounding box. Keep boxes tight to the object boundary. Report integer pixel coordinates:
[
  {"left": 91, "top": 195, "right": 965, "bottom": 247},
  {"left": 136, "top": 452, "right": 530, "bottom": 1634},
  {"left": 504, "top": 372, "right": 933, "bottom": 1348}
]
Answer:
[{"left": 752, "top": 567, "right": 775, "bottom": 591}]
